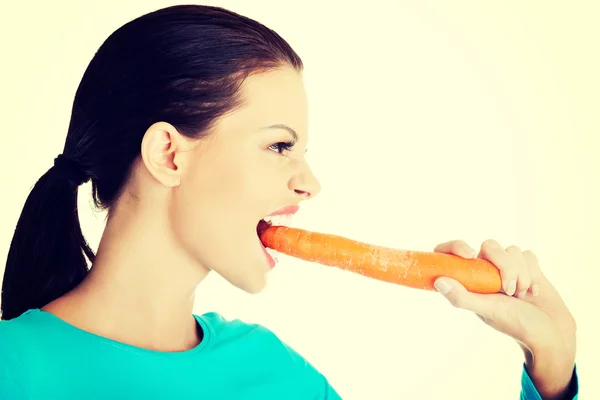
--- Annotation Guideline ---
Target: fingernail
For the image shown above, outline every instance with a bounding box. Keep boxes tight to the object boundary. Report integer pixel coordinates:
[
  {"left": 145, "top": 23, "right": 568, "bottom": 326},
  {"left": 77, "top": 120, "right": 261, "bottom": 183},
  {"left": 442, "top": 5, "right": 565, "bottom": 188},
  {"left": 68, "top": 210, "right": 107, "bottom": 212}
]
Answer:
[
  {"left": 434, "top": 279, "right": 453, "bottom": 295},
  {"left": 505, "top": 279, "right": 517, "bottom": 296},
  {"left": 517, "top": 290, "right": 527, "bottom": 299},
  {"left": 532, "top": 285, "right": 540, "bottom": 297}
]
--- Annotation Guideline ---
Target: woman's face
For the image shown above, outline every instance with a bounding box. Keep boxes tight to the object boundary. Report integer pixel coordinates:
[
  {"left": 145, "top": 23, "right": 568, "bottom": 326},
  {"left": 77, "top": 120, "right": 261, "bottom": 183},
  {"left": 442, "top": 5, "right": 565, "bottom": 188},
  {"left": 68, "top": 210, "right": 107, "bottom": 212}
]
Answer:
[{"left": 171, "top": 67, "right": 320, "bottom": 293}]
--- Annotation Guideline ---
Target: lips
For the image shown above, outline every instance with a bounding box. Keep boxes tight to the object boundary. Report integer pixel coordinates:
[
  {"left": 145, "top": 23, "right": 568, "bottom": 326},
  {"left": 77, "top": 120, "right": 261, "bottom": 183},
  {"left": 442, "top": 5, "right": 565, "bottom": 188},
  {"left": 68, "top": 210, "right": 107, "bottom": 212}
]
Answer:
[
  {"left": 266, "top": 205, "right": 299, "bottom": 217},
  {"left": 256, "top": 205, "right": 298, "bottom": 238}
]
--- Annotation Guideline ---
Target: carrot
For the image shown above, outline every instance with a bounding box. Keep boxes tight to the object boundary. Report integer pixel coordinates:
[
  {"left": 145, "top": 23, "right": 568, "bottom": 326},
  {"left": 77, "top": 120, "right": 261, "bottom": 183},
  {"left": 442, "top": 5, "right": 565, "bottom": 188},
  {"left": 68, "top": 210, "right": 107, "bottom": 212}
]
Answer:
[{"left": 259, "top": 225, "right": 502, "bottom": 294}]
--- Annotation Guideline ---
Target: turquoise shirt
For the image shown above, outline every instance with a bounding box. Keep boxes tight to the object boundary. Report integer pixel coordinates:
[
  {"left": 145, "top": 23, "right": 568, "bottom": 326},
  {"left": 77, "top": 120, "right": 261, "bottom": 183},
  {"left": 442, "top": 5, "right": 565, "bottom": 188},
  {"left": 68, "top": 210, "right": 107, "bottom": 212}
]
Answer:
[{"left": 0, "top": 308, "right": 578, "bottom": 399}]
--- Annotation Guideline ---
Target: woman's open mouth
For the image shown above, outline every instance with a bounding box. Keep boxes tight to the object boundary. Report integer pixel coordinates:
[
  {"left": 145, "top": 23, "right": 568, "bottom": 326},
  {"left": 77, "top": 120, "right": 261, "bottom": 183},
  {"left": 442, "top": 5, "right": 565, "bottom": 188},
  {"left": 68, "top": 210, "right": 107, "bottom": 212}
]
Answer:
[
  {"left": 256, "top": 219, "right": 272, "bottom": 238},
  {"left": 257, "top": 214, "right": 294, "bottom": 237},
  {"left": 256, "top": 214, "right": 294, "bottom": 267}
]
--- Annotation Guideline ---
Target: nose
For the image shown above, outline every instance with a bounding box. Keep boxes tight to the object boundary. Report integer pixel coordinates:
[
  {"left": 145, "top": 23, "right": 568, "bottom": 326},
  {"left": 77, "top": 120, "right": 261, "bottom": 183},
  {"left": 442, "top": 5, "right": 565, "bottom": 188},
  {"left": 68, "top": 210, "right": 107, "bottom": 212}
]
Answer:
[{"left": 290, "top": 163, "right": 321, "bottom": 200}]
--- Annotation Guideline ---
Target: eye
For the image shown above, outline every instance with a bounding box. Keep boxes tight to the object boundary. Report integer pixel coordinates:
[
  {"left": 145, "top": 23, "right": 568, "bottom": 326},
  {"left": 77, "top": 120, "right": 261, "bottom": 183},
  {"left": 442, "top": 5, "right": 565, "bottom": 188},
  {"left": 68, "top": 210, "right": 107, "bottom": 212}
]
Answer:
[{"left": 269, "top": 141, "right": 296, "bottom": 154}]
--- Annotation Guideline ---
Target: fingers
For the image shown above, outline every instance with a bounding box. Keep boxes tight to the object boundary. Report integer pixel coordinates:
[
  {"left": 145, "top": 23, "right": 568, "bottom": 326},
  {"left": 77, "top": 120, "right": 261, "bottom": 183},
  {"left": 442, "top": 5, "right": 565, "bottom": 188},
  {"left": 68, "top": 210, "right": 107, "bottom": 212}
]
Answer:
[
  {"left": 435, "top": 239, "right": 542, "bottom": 300},
  {"left": 478, "top": 239, "right": 520, "bottom": 296},
  {"left": 505, "top": 245, "right": 531, "bottom": 299},
  {"left": 435, "top": 276, "right": 533, "bottom": 342},
  {"left": 522, "top": 250, "right": 542, "bottom": 297},
  {"left": 434, "top": 277, "right": 481, "bottom": 310},
  {"left": 434, "top": 277, "right": 506, "bottom": 318},
  {"left": 434, "top": 240, "right": 477, "bottom": 259}
]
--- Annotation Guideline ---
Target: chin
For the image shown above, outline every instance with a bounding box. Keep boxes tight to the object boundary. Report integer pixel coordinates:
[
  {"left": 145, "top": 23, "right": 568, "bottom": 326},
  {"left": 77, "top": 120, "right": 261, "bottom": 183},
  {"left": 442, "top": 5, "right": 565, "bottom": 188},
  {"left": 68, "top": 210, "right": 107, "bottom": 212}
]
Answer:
[
  {"left": 207, "top": 226, "right": 273, "bottom": 294},
  {"left": 244, "top": 281, "right": 267, "bottom": 294},
  {"left": 210, "top": 270, "right": 268, "bottom": 294},
  {"left": 214, "top": 259, "right": 270, "bottom": 295},
  {"left": 240, "top": 269, "right": 269, "bottom": 294}
]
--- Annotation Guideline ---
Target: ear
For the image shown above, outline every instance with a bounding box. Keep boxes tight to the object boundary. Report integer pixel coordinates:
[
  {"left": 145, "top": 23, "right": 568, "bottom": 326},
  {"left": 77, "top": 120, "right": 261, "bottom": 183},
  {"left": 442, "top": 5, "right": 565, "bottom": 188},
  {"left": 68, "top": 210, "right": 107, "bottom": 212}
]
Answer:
[{"left": 140, "top": 122, "right": 185, "bottom": 187}]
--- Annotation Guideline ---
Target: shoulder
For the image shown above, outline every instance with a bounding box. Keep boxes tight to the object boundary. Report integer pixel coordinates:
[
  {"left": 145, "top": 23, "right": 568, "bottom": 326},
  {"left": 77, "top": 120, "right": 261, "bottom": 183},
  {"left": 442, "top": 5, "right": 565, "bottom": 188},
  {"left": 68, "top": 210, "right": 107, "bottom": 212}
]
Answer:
[
  {"left": 0, "top": 310, "right": 39, "bottom": 394},
  {"left": 195, "top": 311, "right": 299, "bottom": 359},
  {"left": 0, "top": 309, "right": 43, "bottom": 366},
  {"left": 195, "top": 311, "right": 300, "bottom": 358},
  {"left": 0, "top": 309, "right": 38, "bottom": 346},
  {"left": 196, "top": 312, "right": 340, "bottom": 398},
  {"left": 0, "top": 308, "right": 61, "bottom": 368}
]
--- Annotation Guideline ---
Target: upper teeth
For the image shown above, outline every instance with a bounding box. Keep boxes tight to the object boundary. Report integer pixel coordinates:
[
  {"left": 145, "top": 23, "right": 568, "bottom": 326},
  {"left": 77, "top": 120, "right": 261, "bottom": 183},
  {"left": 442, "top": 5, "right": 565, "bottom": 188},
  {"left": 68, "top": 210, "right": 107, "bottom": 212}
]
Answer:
[{"left": 264, "top": 214, "right": 293, "bottom": 227}]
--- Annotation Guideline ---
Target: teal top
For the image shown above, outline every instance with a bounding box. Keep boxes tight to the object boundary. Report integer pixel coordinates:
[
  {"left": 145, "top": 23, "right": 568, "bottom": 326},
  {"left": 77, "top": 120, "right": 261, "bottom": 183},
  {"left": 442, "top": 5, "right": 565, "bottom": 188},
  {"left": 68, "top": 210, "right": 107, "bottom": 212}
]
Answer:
[{"left": 0, "top": 308, "right": 578, "bottom": 399}]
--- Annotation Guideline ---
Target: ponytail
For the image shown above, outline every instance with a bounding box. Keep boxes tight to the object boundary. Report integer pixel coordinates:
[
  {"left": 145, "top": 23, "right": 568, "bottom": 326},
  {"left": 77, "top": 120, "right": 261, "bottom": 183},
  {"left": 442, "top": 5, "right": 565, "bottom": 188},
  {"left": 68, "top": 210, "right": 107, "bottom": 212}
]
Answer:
[
  {"left": 1, "top": 4, "right": 305, "bottom": 319},
  {"left": 1, "top": 155, "right": 95, "bottom": 320}
]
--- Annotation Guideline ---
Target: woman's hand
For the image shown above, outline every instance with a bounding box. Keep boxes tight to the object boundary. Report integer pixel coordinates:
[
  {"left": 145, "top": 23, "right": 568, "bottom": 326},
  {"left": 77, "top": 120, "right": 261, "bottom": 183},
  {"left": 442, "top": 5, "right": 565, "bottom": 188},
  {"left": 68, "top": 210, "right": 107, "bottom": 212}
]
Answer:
[{"left": 432, "top": 239, "right": 577, "bottom": 400}]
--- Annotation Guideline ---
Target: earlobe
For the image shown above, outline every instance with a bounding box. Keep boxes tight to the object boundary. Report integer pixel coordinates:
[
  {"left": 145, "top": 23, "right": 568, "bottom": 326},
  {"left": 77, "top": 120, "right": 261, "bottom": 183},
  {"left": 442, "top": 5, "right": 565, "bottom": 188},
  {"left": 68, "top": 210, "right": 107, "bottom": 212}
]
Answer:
[{"left": 140, "top": 122, "right": 182, "bottom": 187}]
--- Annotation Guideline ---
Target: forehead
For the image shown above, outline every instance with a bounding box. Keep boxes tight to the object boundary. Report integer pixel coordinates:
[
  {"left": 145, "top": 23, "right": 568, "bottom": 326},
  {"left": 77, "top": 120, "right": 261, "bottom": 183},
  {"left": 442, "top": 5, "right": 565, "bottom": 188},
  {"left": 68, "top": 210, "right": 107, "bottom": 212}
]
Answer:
[{"left": 215, "top": 67, "right": 309, "bottom": 138}]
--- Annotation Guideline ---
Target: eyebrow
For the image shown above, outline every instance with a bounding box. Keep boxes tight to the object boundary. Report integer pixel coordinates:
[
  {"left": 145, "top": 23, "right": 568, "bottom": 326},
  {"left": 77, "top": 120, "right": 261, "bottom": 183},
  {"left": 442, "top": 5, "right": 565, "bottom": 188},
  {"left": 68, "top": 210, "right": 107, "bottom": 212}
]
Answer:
[{"left": 260, "top": 124, "right": 298, "bottom": 142}]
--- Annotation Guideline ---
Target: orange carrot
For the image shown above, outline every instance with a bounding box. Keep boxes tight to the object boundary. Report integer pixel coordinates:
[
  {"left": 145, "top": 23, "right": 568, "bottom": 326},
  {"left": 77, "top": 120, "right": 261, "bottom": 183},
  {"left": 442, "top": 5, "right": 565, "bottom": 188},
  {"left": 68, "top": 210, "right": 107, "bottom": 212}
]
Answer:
[{"left": 260, "top": 225, "right": 502, "bottom": 294}]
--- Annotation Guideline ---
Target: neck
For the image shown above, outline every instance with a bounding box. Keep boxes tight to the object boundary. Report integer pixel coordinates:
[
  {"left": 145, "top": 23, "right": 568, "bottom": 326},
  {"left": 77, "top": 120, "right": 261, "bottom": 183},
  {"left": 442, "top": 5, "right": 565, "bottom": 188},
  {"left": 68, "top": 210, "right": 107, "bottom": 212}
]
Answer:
[{"left": 47, "top": 198, "right": 210, "bottom": 352}]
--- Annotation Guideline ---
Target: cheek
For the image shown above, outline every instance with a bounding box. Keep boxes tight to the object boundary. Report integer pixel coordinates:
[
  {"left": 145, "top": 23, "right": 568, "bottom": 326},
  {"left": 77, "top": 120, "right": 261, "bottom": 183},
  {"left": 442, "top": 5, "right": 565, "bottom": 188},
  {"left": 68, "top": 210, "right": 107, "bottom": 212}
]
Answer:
[
  {"left": 195, "top": 151, "right": 281, "bottom": 213},
  {"left": 168, "top": 156, "right": 266, "bottom": 258}
]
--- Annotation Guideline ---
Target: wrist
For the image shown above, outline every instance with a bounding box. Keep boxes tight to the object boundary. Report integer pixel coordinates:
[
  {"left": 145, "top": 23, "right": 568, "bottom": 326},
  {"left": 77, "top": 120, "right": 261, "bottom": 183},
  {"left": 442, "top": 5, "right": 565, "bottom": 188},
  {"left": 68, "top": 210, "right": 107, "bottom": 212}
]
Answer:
[{"left": 523, "top": 342, "right": 576, "bottom": 400}]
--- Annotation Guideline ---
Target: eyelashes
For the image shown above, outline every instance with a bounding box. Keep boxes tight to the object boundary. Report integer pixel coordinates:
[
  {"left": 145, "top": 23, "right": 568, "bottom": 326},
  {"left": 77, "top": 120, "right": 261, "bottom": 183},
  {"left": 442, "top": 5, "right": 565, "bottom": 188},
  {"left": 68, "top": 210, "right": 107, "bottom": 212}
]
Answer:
[{"left": 269, "top": 140, "right": 296, "bottom": 154}]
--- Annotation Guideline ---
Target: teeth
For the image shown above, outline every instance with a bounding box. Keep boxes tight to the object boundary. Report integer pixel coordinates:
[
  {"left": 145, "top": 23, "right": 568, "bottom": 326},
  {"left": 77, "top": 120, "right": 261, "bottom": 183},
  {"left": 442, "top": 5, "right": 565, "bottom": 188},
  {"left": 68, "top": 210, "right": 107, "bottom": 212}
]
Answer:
[{"left": 263, "top": 214, "right": 293, "bottom": 227}]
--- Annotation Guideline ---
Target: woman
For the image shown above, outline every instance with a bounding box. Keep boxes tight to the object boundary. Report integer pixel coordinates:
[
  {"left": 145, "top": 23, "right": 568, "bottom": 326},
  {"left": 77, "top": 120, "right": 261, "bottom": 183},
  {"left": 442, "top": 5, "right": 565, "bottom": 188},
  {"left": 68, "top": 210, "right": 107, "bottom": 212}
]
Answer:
[{"left": 0, "top": 5, "right": 578, "bottom": 399}]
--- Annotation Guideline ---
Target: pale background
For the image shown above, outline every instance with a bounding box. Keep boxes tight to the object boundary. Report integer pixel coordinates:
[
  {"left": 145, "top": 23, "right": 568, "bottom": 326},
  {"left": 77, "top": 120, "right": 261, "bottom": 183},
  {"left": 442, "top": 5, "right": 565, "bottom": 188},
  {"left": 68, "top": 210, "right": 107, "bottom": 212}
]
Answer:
[{"left": 1, "top": 1, "right": 598, "bottom": 398}]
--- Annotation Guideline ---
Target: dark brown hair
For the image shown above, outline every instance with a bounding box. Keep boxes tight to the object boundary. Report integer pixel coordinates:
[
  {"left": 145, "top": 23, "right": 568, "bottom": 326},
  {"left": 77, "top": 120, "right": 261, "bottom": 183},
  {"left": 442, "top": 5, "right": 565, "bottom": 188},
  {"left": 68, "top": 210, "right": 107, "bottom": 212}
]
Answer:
[{"left": 1, "top": 5, "right": 303, "bottom": 320}]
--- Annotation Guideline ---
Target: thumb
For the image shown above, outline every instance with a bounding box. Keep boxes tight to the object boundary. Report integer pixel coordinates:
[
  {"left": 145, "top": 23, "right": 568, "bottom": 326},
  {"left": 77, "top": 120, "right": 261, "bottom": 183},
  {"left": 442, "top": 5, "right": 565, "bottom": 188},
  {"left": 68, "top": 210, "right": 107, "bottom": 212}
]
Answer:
[{"left": 434, "top": 277, "right": 497, "bottom": 316}]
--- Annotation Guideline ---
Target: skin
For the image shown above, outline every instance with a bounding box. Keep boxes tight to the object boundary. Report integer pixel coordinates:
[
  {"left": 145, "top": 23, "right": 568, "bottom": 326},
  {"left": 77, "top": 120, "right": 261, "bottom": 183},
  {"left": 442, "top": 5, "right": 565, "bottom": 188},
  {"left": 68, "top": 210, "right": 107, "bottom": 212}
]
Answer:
[
  {"left": 42, "top": 66, "right": 320, "bottom": 352},
  {"left": 42, "top": 66, "right": 576, "bottom": 397},
  {"left": 433, "top": 242, "right": 577, "bottom": 399}
]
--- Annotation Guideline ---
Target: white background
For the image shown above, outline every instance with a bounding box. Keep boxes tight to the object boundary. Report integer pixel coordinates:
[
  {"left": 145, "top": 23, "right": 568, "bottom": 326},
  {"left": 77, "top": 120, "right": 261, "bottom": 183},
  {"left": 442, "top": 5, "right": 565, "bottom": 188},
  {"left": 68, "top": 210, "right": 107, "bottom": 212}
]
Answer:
[{"left": 1, "top": 1, "right": 598, "bottom": 398}]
